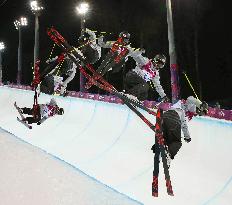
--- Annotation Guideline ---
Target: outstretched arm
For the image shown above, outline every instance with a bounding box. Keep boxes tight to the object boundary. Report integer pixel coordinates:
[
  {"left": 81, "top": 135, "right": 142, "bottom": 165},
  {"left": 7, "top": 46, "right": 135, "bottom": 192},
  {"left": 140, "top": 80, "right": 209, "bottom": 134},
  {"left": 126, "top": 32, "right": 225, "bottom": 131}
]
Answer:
[
  {"left": 127, "top": 47, "right": 144, "bottom": 58},
  {"left": 181, "top": 115, "right": 191, "bottom": 141},
  {"left": 151, "top": 71, "right": 166, "bottom": 98}
]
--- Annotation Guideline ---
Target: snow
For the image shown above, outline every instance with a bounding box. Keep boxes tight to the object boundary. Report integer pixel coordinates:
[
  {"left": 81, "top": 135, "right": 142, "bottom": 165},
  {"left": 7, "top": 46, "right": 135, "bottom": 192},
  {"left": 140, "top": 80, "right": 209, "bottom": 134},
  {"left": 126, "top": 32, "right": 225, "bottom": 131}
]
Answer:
[
  {"left": 0, "top": 86, "right": 232, "bottom": 204},
  {"left": 0, "top": 128, "right": 141, "bottom": 205}
]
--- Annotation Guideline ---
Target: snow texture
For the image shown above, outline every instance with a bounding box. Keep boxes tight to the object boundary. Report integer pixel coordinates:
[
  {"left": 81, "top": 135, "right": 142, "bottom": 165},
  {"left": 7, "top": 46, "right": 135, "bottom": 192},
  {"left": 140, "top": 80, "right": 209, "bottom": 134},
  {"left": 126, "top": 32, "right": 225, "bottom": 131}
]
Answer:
[{"left": 0, "top": 86, "right": 232, "bottom": 205}]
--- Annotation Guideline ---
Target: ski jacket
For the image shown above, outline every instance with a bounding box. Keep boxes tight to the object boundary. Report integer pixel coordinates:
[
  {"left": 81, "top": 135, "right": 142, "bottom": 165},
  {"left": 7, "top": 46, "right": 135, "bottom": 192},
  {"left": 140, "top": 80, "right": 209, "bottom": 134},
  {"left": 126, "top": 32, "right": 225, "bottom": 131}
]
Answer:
[
  {"left": 168, "top": 97, "right": 201, "bottom": 139},
  {"left": 169, "top": 100, "right": 191, "bottom": 139},
  {"left": 39, "top": 98, "right": 58, "bottom": 122},
  {"left": 130, "top": 52, "right": 166, "bottom": 98},
  {"left": 84, "top": 28, "right": 101, "bottom": 60}
]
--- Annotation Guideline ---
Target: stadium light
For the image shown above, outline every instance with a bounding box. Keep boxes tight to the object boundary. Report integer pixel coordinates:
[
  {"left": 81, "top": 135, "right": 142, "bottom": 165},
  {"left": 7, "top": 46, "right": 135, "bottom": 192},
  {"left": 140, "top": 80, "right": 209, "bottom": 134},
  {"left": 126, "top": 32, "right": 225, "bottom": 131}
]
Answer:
[
  {"left": 30, "top": 1, "right": 44, "bottom": 14},
  {"left": 0, "top": 42, "right": 5, "bottom": 51},
  {"left": 14, "top": 17, "right": 28, "bottom": 30},
  {"left": 76, "top": 2, "right": 89, "bottom": 15}
]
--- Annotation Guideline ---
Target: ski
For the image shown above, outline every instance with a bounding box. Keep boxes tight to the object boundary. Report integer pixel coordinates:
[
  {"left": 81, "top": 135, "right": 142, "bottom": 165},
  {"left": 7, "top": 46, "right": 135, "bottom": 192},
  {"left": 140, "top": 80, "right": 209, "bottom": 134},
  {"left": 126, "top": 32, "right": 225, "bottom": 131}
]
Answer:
[
  {"left": 153, "top": 109, "right": 174, "bottom": 196},
  {"left": 14, "top": 102, "right": 32, "bottom": 129},
  {"left": 152, "top": 135, "right": 160, "bottom": 197},
  {"left": 17, "top": 117, "right": 32, "bottom": 129}
]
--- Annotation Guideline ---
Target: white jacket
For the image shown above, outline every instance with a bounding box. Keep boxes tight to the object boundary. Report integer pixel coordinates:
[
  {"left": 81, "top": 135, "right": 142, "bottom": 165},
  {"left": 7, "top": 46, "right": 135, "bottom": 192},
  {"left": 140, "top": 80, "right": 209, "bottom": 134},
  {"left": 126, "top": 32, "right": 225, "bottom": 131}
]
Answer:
[
  {"left": 129, "top": 51, "right": 166, "bottom": 98},
  {"left": 169, "top": 100, "right": 191, "bottom": 139},
  {"left": 169, "top": 97, "right": 202, "bottom": 139},
  {"left": 39, "top": 98, "right": 58, "bottom": 119},
  {"left": 85, "top": 28, "right": 101, "bottom": 59}
]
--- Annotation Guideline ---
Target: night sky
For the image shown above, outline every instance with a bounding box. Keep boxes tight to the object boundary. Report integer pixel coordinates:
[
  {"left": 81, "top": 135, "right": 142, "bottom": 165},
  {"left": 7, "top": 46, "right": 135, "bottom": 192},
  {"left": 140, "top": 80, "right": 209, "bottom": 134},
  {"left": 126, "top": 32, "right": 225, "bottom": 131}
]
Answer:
[{"left": 0, "top": 0, "right": 231, "bottom": 108}]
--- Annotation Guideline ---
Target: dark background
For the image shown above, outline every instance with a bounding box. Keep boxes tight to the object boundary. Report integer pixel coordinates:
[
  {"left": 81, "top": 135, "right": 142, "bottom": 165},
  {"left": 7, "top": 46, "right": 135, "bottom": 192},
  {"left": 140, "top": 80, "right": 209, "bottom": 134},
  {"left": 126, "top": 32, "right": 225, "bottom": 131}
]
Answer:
[{"left": 0, "top": 0, "right": 231, "bottom": 108}]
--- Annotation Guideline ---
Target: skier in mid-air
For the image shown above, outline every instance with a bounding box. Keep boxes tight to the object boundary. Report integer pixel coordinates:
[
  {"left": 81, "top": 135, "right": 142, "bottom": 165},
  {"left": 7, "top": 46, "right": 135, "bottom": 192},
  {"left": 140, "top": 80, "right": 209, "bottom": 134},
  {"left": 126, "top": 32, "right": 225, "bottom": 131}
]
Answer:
[
  {"left": 14, "top": 98, "right": 64, "bottom": 125},
  {"left": 85, "top": 31, "right": 132, "bottom": 89},
  {"left": 124, "top": 51, "right": 169, "bottom": 102},
  {"left": 152, "top": 96, "right": 208, "bottom": 164},
  {"left": 39, "top": 28, "right": 102, "bottom": 95},
  {"left": 39, "top": 53, "right": 77, "bottom": 96},
  {"left": 77, "top": 28, "right": 102, "bottom": 64}
]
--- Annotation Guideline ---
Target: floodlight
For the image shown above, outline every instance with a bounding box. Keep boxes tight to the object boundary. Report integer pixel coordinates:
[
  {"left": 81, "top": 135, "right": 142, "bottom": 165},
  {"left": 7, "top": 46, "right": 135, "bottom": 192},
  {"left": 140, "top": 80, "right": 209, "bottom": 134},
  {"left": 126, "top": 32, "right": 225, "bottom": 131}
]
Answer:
[
  {"left": 76, "top": 2, "right": 89, "bottom": 15},
  {"left": 0, "top": 42, "right": 5, "bottom": 51}
]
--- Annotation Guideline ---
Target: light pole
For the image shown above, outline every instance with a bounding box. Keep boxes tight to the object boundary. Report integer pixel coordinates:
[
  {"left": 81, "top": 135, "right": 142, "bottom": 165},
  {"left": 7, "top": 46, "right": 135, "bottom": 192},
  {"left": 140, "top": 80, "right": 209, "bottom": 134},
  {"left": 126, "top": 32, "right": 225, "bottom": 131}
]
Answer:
[
  {"left": 14, "top": 17, "right": 28, "bottom": 84},
  {"left": 0, "top": 42, "right": 5, "bottom": 83},
  {"left": 76, "top": 2, "right": 89, "bottom": 92},
  {"left": 165, "top": 0, "right": 180, "bottom": 103},
  {"left": 30, "top": 0, "right": 44, "bottom": 70}
]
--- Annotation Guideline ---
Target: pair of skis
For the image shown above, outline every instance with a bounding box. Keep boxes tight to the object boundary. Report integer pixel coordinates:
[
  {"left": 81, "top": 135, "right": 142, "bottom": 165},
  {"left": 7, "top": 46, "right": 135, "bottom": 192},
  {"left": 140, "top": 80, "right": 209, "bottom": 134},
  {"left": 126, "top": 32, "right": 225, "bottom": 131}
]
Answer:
[
  {"left": 47, "top": 27, "right": 174, "bottom": 196},
  {"left": 152, "top": 109, "right": 174, "bottom": 197},
  {"left": 14, "top": 102, "right": 32, "bottom": 129}
]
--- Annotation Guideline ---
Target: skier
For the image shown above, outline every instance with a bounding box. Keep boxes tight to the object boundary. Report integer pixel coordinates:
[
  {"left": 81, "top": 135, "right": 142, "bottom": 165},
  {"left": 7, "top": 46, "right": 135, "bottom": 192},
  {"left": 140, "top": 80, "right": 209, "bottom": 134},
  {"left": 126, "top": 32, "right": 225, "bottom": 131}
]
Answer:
[
  {"left": 124, "top": 51, "right": 169, "bottom": 102},
  {"left": 14, "top": 98, "right": 64, "bottom": 125},
  {"left": 152, "top": 96, "right": 208, "bottom": 163},
  {"left": 85, "top": 31, "right": 131, "bottom": 89},
  {"left": 77, "top": 28, "right": 101, "bottom": 64},
  {"left": 39, "top": 28, "right": 101, "bottom": 96},
  {"left": 39, "top": 53, "right": 77, "bottom": 96}
]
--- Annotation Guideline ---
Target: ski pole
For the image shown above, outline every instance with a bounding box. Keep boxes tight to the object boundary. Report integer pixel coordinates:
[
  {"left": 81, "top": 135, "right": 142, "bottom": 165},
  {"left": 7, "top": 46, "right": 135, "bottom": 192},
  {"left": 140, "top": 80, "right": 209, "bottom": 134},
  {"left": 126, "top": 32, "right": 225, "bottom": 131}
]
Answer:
[
  {"left": 182, "top": 71, "right": 199, "bottom": 100},
  {"left": 47, "top": 43, "right": 56, "bottom": 61},
  {"left": 55, "top": 58, "right": 65, "bottom": 76}
]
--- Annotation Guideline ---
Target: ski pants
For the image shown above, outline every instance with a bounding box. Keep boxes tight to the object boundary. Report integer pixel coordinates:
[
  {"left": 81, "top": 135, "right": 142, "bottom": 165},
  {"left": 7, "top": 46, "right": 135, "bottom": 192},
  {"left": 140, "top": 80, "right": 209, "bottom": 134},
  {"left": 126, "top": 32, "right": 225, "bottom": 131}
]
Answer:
[
  {"left": 21, "top": 107, "right": 41, "bottom": 124},
  {"left": 124, "top": 70, "right": 150, "bottom": 101},
  {"left": 40, "top": 74, "right": 55, "bottom": 95},
  {"left": 97, "top": 51, "right": 118, "bottom": 76},
  {"left": 162, "top": 110, "right": 182, "bottom": 159},
  {"left": 82, "top": 46, "right": 99, "bottom": 64}
]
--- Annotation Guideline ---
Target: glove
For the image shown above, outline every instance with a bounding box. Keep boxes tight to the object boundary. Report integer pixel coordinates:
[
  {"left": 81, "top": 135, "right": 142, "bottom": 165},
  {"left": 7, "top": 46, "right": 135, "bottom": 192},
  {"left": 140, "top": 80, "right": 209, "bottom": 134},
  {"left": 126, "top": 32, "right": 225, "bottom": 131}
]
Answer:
[
  {"left": 37, "top": 121, "right": 41, "bottom": 125},
  {"left": 184, "top": 137, "right": 191, "bottom": 143},
  {"left": 140, "top": 48, "right": 145, "bottom": 53}
]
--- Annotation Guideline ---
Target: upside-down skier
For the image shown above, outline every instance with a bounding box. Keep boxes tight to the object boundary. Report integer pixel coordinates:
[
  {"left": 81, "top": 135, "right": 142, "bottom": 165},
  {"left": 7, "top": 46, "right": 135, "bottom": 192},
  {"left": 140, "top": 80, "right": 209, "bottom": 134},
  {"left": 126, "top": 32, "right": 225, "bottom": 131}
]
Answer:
[
  {"left": 85, "top": 31, "right": 132, "bottom": 89},
  {"left": 14, "top": 98, "right": 64, "bottom": 126},
  {"left": 77, "top": 28, "right": 102, "bottom": 64},
  {"left": 152, "top": 96, "right": 208, "bottom": 165},
  {"left": 39, "top": 28, "right": 102, "bottom": 95},
  {"left": 39, "top": 53, "right": 77, "bottom": 96}
]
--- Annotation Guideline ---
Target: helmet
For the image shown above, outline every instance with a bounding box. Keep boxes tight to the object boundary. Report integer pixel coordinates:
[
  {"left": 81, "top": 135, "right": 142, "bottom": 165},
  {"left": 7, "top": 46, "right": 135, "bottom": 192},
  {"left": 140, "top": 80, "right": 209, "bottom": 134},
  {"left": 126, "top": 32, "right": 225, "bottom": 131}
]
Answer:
[
  {"left": 57, "top": 107, "right": 64, "bottom": 115},
  {"left": 78, "top": 32, "right": 91, "bottom": 44},
  {"left": 196, "top": 101, "right": 208, "bottom": 116},
  {"left": 153, "top": 54, "right": 166, "bottom": 69},
  {"left": 119, "top": 31, "right": 130, "bottom": 44}
]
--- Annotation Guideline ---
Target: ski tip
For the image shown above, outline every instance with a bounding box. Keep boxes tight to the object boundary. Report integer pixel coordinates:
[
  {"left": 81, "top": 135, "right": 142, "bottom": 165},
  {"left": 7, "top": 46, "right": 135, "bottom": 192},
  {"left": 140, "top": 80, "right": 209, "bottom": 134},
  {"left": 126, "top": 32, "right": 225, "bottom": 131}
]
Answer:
[
  {"left": 152, "top": 192, "right": 158, "bottom": 197},
  {"left": 168, "top": 192, "right": 174, "bottom": 196}
]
